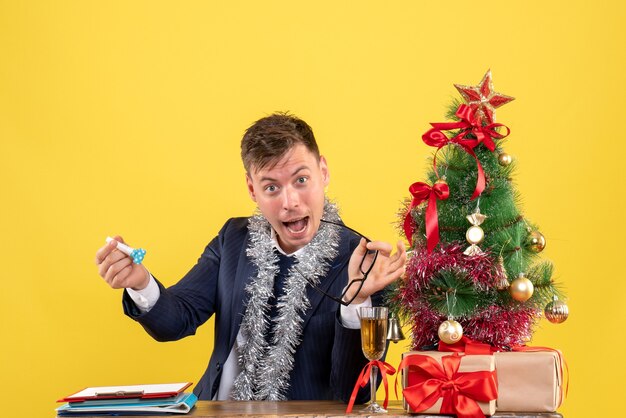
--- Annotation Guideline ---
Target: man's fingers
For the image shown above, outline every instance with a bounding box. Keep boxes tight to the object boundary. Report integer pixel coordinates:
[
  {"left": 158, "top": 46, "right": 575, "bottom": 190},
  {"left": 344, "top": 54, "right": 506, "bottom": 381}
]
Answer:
[
  {"left": 388, "top": 260, "right": 406, "bottom": 278},
  {"left": 97, "top": 249, "right": 127, "bottom": 277},
  {"left": 111, "top": 264, "right": 134, "bottom": 288},
  {"left": 364, "top": 240, "right": 407, "bottom": 292},
  {"left": 95, "top": 235, "right": 128, "bottom": 264},
  {"left": 353, "top": 238, "right": 368, "bottom": 256},
  {"left": 95, "top": 240, "right": 117, "bottom": 265},
  {"left": 387, "top": 254, "right": 405, "bottom": 274},
  {"left": 396, "top": 240, "right": 406, "bottom": 255},
  {"left": 352, "top": 238, "right": 408, "bottom": 299},
  {"left": 104, "top": 257, "right": 132, "bottom": 285},
  {"left": 386, "top": 241, "right": 407, "bottom": 270},
  {"left": 366, "top": 240, "right": 393, "bottom": 257},
  {"left": 367, "top": 240, "right": 406, "bottom": 265}
]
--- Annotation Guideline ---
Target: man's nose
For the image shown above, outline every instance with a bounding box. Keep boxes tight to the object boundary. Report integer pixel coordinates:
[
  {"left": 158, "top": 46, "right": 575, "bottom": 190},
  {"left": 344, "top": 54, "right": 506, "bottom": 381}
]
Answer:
[{"left": 282, "top": 186, "right": 299, "bottom": 210}]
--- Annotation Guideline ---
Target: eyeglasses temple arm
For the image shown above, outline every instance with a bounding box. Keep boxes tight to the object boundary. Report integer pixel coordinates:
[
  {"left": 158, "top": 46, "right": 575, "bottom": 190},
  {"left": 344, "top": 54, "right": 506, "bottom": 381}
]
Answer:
[{"left": 320, "top": 219, "right": 372, "bottom": 242}]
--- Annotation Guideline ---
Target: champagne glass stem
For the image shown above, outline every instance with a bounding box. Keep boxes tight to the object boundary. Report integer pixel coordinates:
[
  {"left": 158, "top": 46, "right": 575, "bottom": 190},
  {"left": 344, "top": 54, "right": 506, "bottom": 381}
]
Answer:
[{"left": 370, "top": 364, "right": 378, "bottom": 407}]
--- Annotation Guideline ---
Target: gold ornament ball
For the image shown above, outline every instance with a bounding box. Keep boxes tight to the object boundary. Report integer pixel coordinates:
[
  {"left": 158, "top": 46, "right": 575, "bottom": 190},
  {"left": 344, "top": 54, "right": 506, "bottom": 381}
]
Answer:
[
  {"left": 510, "top": 275, "right": 534, "bottom": 302},
  {"left": 545, "top": 299, "right": 569, "bottom": 324},
  {"left": 438, "top": 319, "right": 463, "bottom": 344},
  {"left": 527, "top": 230, "right": 547, "bottom": 253},
  {"left": 466, "top": 225, "right": 485, "bottom": 245},
  {"left": 498, "top": 153, "right": 512, "bottom": 166}
]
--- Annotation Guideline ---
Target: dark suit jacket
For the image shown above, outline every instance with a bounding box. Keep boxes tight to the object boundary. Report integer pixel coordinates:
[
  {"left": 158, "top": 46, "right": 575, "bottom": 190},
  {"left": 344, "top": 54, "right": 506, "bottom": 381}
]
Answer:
[{"left": 123, "top": 217, "right": 381, "bottom": 403}]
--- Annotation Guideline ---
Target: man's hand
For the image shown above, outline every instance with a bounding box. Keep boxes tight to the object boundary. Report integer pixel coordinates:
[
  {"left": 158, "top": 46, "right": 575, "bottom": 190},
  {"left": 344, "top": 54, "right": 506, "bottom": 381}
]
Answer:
[
  {"left": 95, "top": 235, "right": 150, "bottom": 290},
  {"left": 344, "top": 238, "right": 407, "bottom": 305}
]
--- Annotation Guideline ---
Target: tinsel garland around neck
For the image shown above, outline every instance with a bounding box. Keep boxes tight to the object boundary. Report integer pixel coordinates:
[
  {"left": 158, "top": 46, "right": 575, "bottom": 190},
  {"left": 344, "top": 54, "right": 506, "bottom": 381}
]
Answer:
[{"left": 231, "top": 201, "right": 342, "bottom": 401}]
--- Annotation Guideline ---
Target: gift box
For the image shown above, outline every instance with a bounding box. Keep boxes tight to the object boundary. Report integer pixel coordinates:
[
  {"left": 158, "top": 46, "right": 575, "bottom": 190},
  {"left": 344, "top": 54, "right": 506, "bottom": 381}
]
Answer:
[
  {"left": 400, "top": 351, "right": 497, "bottom": 417},
  {"left": 494, "top": 350, "right": 564, "bottom": 412}
]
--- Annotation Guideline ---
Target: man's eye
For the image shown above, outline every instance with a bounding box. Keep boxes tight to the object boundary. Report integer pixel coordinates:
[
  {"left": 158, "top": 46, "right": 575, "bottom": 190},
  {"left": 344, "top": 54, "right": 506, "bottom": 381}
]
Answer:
[
  {"left": 265, "top": 185, "right": 277, "bottom": 192},
  {"left": 297, "top": 177, "right": 308, "bottom": 184}
]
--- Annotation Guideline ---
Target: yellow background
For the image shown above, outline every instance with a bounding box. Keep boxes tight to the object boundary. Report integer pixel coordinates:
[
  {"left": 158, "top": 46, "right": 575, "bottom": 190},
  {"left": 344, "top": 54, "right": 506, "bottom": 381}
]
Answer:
[{"left": 1, "top": 1, "right": 624, "bottom": 416}]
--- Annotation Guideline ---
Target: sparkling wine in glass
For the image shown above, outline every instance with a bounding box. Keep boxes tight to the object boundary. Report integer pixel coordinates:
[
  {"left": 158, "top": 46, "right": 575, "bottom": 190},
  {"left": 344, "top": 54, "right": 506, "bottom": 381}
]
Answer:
[{"left": 359, "top": 306, "right": 388, "bottom": 414}]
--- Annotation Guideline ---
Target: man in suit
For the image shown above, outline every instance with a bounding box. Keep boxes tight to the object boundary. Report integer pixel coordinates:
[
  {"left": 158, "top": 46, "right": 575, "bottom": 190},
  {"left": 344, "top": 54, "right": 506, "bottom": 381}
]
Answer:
[{"left": 94, "top": 113, "right": 406, "bottom": 403}]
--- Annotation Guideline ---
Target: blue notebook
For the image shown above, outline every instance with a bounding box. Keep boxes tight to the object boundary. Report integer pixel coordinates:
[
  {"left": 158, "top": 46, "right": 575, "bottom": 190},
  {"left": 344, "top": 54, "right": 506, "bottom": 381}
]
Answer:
[{"left": 56, "top": 392, "right": 197, "bottom": 416}]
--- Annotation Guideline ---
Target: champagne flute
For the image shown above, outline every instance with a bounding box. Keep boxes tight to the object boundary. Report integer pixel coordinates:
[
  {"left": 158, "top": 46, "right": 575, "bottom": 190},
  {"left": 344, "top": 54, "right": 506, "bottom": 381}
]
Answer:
[{"left": 359, "top": 306, "right": 388, "bottom": 413}]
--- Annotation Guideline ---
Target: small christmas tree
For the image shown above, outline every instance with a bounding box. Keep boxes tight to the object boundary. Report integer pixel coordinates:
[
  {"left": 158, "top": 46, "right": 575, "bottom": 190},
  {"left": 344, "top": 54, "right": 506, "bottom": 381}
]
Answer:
[{"left": 392, "top": 70, "right": 569, "bottom": 351}]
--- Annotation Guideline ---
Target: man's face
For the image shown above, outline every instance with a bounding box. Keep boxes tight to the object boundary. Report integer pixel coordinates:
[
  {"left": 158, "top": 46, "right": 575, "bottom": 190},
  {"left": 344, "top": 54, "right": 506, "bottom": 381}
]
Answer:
[{"left": 246, "top": 144, "right": 330, "bottom": 254}]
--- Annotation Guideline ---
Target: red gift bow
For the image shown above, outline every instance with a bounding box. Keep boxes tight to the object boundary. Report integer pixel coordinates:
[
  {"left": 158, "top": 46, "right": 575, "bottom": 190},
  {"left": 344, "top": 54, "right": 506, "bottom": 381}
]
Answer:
[
  {"left": 403, "top": 180, "right": 449, "bottom": 253},
  {"left": 422, "top": 104, "right": 510, "bottom": 199},
  {"left": 398, "top": 353, "right": 498, "bottom": 418},
  {"left": 345, "top": 360, "right": 396, "bottom": 413}
]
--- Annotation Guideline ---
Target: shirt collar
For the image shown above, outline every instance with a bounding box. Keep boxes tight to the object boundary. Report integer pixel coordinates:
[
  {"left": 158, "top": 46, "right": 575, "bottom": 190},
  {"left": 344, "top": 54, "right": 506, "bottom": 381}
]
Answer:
[{"left": 271, "top": 228, "right": 306, "bottom": 257}]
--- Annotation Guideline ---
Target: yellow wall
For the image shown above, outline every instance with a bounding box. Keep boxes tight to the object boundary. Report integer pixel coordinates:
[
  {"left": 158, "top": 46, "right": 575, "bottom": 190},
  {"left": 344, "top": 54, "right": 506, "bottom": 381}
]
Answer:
[{"left": 1, "top": 1, "right": 623, "bottom": 416}]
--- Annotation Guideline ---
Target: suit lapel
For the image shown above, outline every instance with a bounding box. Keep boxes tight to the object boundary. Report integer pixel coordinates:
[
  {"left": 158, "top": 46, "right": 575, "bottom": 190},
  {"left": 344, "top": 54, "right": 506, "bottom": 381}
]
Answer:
[{"left": 228, "top": 243, "right": 256, "bottom": 350}]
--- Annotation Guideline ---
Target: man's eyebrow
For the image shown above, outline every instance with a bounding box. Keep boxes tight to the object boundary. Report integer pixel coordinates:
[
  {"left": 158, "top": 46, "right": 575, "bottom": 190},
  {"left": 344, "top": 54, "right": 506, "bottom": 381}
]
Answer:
[
  {"left": 290, "top": 165, "right": 310, "bottom": 177},
  {"left": 258, "top": 165, "right": 310, "bottom": 183}
]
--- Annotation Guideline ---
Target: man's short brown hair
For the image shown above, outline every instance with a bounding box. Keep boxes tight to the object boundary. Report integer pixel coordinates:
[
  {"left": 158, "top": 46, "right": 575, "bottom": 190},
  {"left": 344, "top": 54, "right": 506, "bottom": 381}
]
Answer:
[{"left": 240, "top": 112, "right": 320, "bottom": 173}]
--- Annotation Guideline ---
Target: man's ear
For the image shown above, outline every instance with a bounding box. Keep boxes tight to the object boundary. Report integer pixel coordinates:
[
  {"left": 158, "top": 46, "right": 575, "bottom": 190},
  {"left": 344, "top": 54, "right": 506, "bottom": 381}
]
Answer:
[
  {"left": 319, "top": 155, "right": 330, "bottom": 187},
  {"left": 246, "top": 173, "right": 257, "bottom": 202}
]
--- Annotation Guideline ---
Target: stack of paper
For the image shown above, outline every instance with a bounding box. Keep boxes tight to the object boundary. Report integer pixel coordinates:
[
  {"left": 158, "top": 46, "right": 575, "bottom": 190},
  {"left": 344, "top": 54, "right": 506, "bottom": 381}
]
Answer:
[{"left": 56, "top": 382, "right": 197, "bottom": 416}]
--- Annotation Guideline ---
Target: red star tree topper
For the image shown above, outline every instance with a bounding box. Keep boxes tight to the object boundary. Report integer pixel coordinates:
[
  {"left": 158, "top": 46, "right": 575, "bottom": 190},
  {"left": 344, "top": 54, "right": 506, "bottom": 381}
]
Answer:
[{"left": 454, "top": 69, "right": 515, "bottom": 123}]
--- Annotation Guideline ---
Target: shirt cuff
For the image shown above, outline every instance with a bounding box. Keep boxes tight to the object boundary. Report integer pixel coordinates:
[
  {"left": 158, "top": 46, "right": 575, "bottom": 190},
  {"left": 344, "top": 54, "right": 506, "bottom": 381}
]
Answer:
[
  {"left": 126, "top": 274, "right": 160, "bottom": 313},
  {"left": 339, "top": 296, "right": 372, "bottom": 329}
]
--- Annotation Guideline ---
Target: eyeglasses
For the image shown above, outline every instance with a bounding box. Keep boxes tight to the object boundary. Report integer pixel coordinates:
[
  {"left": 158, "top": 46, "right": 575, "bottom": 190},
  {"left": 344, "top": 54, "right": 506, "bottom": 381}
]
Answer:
[{"left": 294, "top": 219, "right": 379, "bottom": 307}]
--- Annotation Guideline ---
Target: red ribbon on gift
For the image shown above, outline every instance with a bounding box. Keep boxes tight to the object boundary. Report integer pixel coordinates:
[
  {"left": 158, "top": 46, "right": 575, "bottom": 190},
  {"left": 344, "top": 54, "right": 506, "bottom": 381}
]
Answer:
[
  {"left": 403, "top": 180, "right": 449, "bottom": 253},
  {"left": 398, "top": 353, "right": 498, "bottom": 418},
  {"left": 422, "top": 104, "right": 510, "bottom": 199},
  {"left": 345, "top": 360, "right": 396, "bottom": 413},
  {"left": 438, "top": 336, "right": 497, "bottom": 355}
]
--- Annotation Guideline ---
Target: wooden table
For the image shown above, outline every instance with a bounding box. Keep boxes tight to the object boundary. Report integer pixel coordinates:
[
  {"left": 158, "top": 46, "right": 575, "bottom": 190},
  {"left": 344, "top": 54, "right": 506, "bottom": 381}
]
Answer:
[{"left": 58, "top": 400, "right": 563, "bottom": 417}]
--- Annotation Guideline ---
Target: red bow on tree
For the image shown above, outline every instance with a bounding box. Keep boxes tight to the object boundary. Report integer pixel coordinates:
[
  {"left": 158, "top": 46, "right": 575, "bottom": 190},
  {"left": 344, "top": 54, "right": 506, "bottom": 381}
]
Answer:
[
  {"left": 403, "top": 180, "right": 449, "bottom": 253},
  {"left": 398, "top": 353, "right": 498, "bottom": 418},
  {"left": 422, "top": 104, "right": 510, "bottom": 199}
]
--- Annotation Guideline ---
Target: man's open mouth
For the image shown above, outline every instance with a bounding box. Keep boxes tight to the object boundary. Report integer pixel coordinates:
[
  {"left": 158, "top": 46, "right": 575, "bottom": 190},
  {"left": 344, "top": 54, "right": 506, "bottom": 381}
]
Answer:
[{"left": 283, "top": 217, "right": 309, "bottom": 234}]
